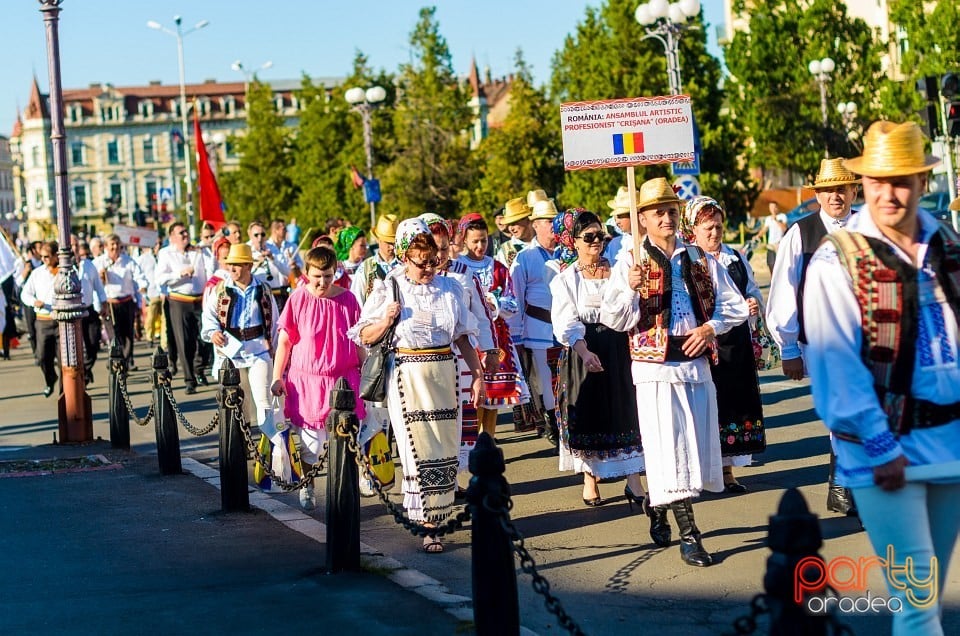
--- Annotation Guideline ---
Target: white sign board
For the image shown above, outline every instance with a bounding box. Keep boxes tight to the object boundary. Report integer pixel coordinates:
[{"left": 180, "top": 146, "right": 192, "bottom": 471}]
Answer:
[
  {"left": 113, "top": 224, "right": 159, "bottom": 248},
  {"left": 560, "top": 95, "right": 695, "bottom": 171}
]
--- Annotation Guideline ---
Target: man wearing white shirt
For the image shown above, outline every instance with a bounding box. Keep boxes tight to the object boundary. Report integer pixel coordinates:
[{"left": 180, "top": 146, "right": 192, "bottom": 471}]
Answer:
[
  {"left": 603, "top": 186, "right": 643, "bottom": 264},
  {"left": 247, "top": 221, "right": 289, "bottom": 308},
  {"left": 138, "top": 242, "right": 163, "bottom": 346},
  {"left": 19, "top": 242, "right": 63, "bottom": 396},
  {"left": 763, "top": 203, "right": 787, "bottom": 273},
  {"left": 96, "top": 234, "right": 148, "bottom": 371},
  {"left": 155, "top": 222, "right": 208, "bottom": 393},
  {"left": 15, "top": 241, "right": 43, "bottom": 356},
  {"left": 265, "top": 219, "right": 302, "bottom": 312},
  {"left": 74, "top": 241, "right": 107, "bottom": 383}
]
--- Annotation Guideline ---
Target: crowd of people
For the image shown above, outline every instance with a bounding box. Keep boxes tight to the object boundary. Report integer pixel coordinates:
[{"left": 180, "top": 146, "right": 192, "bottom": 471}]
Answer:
[{"left": 3, "top": 119, "right": 959, "bottom": 634}]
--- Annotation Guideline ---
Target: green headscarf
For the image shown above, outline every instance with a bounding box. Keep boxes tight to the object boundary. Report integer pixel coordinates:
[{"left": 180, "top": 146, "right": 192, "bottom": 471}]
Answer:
[{"left": 334, "top": 226, "right": 365, "bottom": 262}]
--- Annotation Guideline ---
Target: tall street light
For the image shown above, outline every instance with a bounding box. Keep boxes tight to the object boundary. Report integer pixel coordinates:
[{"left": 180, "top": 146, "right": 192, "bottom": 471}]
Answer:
[
  {"left": 147, "top": 15, "right": 209, "bottom": 241},
  {"left": 231, "top": 59, "right": 272, "bottom": 94},
  {"left": 836, "top": 100, "right": 861, "bottom": 151},
  {"left": 635, "top": 0, "right": 701, "bottom": 95},
  {"left": 345, "top": 86, "right": 387, "bottom": 230},
  {"left": 39, "top": 0, "right": 93, "bottom": 442},
  {"left": 808, "top": 56, "right": 835, "bottom": 158}
]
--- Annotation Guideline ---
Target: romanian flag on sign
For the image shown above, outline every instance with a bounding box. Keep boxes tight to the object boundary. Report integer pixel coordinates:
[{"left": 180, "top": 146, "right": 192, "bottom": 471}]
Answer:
[
  {"left": 612, "top": 132, "right": 644, "bottom": 155},
  {"left": 349, "top": 165, "right": 366, "bottom": 189}
]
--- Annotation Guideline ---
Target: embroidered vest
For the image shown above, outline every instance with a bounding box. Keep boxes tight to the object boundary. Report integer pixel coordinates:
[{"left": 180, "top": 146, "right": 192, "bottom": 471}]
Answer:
[
  {"left": 213, "top": 280, "right": 275, "bottom": 353},
  {"left": 628, "top": 242, "right": 716, "bottom": 363},
  {"left": 826, "top": 228, "right": 960, "bottom": 435}
]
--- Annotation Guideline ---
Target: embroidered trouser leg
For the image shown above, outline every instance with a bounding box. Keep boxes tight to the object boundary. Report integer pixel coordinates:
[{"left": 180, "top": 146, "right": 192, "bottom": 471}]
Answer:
[{"left": 853, "top": 482, "right": 960, "bottom": 636}]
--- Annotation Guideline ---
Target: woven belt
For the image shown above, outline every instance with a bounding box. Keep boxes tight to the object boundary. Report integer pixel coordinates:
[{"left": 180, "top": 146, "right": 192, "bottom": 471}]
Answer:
[
  {"left": 226, "top": 325, "right": 265, "bottom": 341},
  {"left": 834, "top": 398, "right": 960, "bottom": 444},
  {"left": 270, "top": 288, "right": 287, "bottom": 296},
  {"left": 168, "top": 292, "right": 201, "bottom": 303},
  {"left": 107, "top": 295, "right": 133, "bottom": 304},
  {"left": 396, "top": 346, "right": 453, "bottom": 355}
]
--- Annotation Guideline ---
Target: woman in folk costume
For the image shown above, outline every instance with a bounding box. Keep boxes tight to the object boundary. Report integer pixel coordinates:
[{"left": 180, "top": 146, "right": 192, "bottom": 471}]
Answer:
[
  {"left": 334, "top": 226, "right": 368, "bottom": 278},
  {"left": 549, "top": 209, "right": 646, "bottom": 509},
  {"left": 600, "top": 178, "right": 749, "bottom": 567},
  {"left": 350, "top": 219, "right": 484, "bottom": 553},
  {"left": 419, "top": 212, "right": 498, "bottom": 479},
  {"left": 454, "top": 213, "right": 532, "bottom": 439},
  {"left": 684, "top": 196, "right": 766, "bottom": 493}
]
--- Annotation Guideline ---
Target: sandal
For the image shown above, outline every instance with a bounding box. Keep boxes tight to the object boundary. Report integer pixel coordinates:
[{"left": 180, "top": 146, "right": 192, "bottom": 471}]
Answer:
[{"left": 422, "top": 535, "right": 444, "bottom": 553}]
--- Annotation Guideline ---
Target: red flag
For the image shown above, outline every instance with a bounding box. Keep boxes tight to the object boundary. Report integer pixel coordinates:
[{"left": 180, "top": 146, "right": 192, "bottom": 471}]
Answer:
[
  {"left": 193, "top": 109, "right": 226, "bottom": 228},
  {"left": 349, "top": 164, "right": 366, "bottom": 189}
]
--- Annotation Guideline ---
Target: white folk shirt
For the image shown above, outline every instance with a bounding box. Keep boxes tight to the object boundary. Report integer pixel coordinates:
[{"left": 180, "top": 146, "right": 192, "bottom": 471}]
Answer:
[
  {"left": 765, "top": 210, "right": 853, "bottom": 361},
  {"left": 155, "top": 245, "right": 207, "bottom": 297},
  {"left": 94, "top": 253, "right": 148, "bottom": 300},
  {"left": 138, "top": 252, "right": 160, "bottom": 300},
  {"left": 509, "top": 239, "right": 559, "bottom": 348},
  {"left": 200, "top": 278, "right": 278, "bottom": 370},
  {"left": 20, "top": 265, "right": 58, "bottom": 318},
  {"left": 599, "top": 243, "right": 750, "bottom": 384},
  {"left": 77, "top": 258, "right": 106, "bottom": 310},
  {"left": 249, "top": 241, "right": 287, "bottom": 290},
  {"left": 550, "top": 265, "right": 609, "bottom": 346},
  {"left": 805, "top": 207, "right": 960, "bottom": 488},
  {"left": 441, "top": 260, "right": 494, "bottom": 352},
  {"left": 265, "top": 239, "right": 301, "bottom": 277}
]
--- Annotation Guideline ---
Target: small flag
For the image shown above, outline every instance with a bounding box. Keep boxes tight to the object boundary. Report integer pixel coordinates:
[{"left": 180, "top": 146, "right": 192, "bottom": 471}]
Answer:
[
  {"left": 350, "top": 165, "right": 366, "bottom": 189},
  {"left": 612, "top": 131, "right": 645, "bottom": 155}
]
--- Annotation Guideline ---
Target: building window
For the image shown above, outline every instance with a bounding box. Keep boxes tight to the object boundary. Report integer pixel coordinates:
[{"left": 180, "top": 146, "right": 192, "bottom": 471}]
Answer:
[
  {"left": 68, "top": 104, "right": 81, "bottom": 123},
  {"left": 71, "top": 142, "right": 84, "bottom": 166},
  {"left": 109, "top": 183, "right": 123, "bottom": 207},
  {"left": 275, "top": 95, "right": 285, "bottom": 112},
  {"left": 143, "top": 138, "right": 155, "bottom": 163},
  {"left": 138, "top": 100, "right": 154, "bottom": 118},
  {"left": 175, "top": 139, "right": 184, "bottom": 161},
  {"left": 34, "top": 189, "right": 44, "bottom": 208},
  {"left": 107, "top": 140, "right": 120, "bottom": 164},
  {"left": 31, "top": 146, "right": 40, "bottom": 168},
  {"left": 72, "top": 184, "right": 87, "bottom": 210}
]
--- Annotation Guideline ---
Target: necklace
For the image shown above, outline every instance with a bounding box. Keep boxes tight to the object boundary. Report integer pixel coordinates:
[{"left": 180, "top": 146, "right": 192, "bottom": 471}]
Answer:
[{"left": 576, "top": 259, "right": 608, "bottom": 277}]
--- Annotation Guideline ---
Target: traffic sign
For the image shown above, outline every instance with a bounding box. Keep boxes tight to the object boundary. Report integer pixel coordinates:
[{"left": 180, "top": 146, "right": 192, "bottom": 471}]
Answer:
[
  {"left": 672, "top": 153, "right": 700, "bottom": 175},
  {"left": 159, "top": 187, "right": 174, "bottom": 202},
  {"left": 364, "top": 179, "right": 381, "bottom": 204},
  {"left": 673, "top": 176, "right": 701, "bottom": 201}
]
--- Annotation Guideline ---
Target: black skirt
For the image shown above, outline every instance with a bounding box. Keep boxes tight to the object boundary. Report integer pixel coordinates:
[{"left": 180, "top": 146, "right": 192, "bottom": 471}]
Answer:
[
  {"left": 558, "top": 323, "right": 642, "bottom": 459},
  {"left": 712, "top": 321, "right": 766, "bottom": 456},
  {"left": 1, "top": 277, "right": 18, "bottom": 339}
]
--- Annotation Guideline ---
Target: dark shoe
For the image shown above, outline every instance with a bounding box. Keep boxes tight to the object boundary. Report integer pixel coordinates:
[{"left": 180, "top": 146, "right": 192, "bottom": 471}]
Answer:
[
  {"left": 827, "top": 486, "right": 856, "bottom": 514},
  {"left": 454, "top": 488, "right": 467, "bottom": 501},
  {"left": 85, "top": 371, "right": 94, "bottom": 384},
  {"left": 185, "top": 384, "right": 197, "bottom": 395},
  {"left": 644, "top": 495, "right": 673, "bottom": 548},
  {"left": 543, "top": 411, "right": 560, "bottom": 447},
  {"left": 724, "top": 481, "right": 747, "bottom": 494},
  {"left": 196, "top": 374, "right": 209, "bottom": 387},
  {"left": 43, "top": 385, "right": 54, "bottom": 398},
  {"left": 671, "top": 498, "right": 713, "bottom": 567},
  {"left": 583, "top": 495, "right": 604, "bottom": 507},
  {"left": 623, "top": 485, "right": 645, "bottom": 514}
]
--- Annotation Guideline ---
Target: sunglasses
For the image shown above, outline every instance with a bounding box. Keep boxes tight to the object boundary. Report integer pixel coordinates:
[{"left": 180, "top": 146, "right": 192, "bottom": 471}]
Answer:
[
  {"left": 577, "top": 232, "right": 604, "bottom": 244},
  {"left": 252, "top": 232, "right": 266, "bottom": 238},
  {"left": 408, "top": 256, "right": 440, "bottom": 269}
]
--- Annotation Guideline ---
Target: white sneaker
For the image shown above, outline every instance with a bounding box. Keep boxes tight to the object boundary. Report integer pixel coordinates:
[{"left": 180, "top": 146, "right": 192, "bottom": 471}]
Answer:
[
  {"left": 299, "top": 484, "right": 315, "bottom": 511},
  {"left": 359, "top": 477, "right": 376, "bottom": 498}
]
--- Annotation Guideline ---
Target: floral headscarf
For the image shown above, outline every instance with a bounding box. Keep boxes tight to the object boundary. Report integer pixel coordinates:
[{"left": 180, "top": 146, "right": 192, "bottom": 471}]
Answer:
[
  {"left": 681, "top": 196, "right": 724, "bottom": 239},
  {"left": 333, "top": 226, "right": 364, "bottom": 262},
  {"left": 552, "top": 209, "right": 580, "bottom": 270},
  {"left": 394, "top": 218, "right": 431, "bottom": 260}
]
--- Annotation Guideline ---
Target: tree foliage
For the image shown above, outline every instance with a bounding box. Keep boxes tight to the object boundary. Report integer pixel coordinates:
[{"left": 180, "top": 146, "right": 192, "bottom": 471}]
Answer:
[{"left": 459, "top": 50, "right": 564, "bottom": 221}]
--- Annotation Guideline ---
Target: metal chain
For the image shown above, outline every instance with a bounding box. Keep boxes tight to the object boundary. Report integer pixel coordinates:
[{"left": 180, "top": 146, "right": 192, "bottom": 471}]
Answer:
[
  {"left": 111, "top": 361, "right": 154, "bottom": 427},
  {"left": 158, "top": 375, "right": 218, "bottom": 436},
  {"left": 228, "top": 390, "right": 327, "bottom": 493},
  {"left": 724, "top": 592, "right": 855, "bottom": 635},
  {"left": 490, "top": 495, "right": 587, "bottom": 636},
  {"left": 338, "top": 415, "right": 470, "bottom": 538}
]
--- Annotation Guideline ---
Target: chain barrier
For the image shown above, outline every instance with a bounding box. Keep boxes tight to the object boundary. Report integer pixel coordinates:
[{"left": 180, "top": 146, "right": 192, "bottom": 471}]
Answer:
[
  {"left": 724, "top": 591, "right": 854, "bottom": 635},
  {"left": 158, "top": 376, "right": 219, "bottom": 437},
  {"left": 111, "top": 360, "right": 154, "bottom": 427},
  {"left": 228, "top": 390, "right": 327, "bottom": 493},
  {"left": 338, "top": 416, "right": 470, "bottom": 538}
]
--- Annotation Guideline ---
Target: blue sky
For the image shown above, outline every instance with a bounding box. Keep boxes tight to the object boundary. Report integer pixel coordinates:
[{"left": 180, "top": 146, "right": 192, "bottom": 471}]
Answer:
[{"left": 3, "top": 0, "right": 725, "bottom": 136}]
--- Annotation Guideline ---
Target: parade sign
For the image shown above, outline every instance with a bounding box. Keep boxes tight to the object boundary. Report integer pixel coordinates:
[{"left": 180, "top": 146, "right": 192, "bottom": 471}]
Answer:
[
  {"left": 113, "top": 224, "right": 159, "bottom": 248},
  {"left": 560, "top": 95, "right": 695, "bottom": 171}
]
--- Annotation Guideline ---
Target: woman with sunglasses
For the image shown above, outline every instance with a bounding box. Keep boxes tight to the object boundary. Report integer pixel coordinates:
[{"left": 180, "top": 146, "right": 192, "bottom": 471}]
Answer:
[
  {"left": 350, "top": 218, "right": 484, "bottom": 554},
  {"left": 684, "top": 196, "right": 765, "bottom": 493},
  {"left": 549, "top": 210, "right": 646, "bottom": 511}
]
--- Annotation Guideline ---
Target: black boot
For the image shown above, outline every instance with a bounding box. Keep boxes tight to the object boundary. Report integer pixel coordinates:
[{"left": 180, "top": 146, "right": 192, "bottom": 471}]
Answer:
[
  {"left": 670, "top": 498, "right": 713, "bottom": 567},
  {"left": 543, "top": 410, "right": 560, "bottom": 447},
  {"left": 641, "top": 494, "right": 672, "bottom": 548},
  {"left": 826, "top": 452, "right": 858, "bottom": 516}
]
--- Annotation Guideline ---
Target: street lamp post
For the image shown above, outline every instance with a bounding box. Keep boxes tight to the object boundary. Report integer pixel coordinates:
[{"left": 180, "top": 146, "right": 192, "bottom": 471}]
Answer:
[
  {"left": 147, "top": 15, "right": 209, "bottom": 241},
  {"left": 808, "top": 57, "right": 835, "bottom": 158},
  {"left": 836, "top": 101, "right": 861, "bottom": 151},
  {"left": 231, "top": 59, "right": 272, "bottom": 94},
  {"left": 39, "top": 0, "right": 93, "bottom": 442},
  {"left": 345, "top": 86, "right": 387, "bottom": 230},
  {"left": 634, "top": 0, "right": 701, "bottom": 96}
]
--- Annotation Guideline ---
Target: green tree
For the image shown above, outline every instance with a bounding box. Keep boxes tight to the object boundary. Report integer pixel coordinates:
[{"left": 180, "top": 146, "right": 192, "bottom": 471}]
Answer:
[
  {"left": 219, "top": 80, "right": 296, "bottom": 226},
  {"left": 725, "top": 0, "right": 888, "bottom": 181},
  {"left": 381, "top": 6, "right": 477, "bottom": 219},
  {"left": 459, "top": 50, "right": 564, "bottom": 220}
]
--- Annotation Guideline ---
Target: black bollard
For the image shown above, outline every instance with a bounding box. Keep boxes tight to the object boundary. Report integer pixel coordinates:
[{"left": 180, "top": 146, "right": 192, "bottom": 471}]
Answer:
[
  {"left": 763, "top": 488, "right": 830, "bottom": 635},
  {"left": 468, "top": 432, "right": 520, "bottom": 636},
  {"left": 325, "top": 377, "right": 361, "bottom": 573},
  {"left": 152, "top": 347, "right": 182, "bottom": 475},
  {"left": 108, "top": 340, "right": 130, "bottom": 449},
  {"left": 218, "top": 359, "right": 249, "bottom": 512}
]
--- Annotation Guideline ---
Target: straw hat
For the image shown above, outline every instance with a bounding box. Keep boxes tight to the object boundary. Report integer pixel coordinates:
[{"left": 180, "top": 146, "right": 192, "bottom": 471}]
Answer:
[
  {"left": 501, "top": 197, "right": 532, "bottom": 225},
  {"left": 843, "top": 121, "right": 941, "bottom": 177},
  {"left": 527, "top": 189, "right": 549, "bottom": 208},
  {"left": 372, "top": 214, "right": 399, "bottom": 243},
  {"left": 636, "top": 177, "right": 680, "bottom": 211},
  {"left": 530, "top": 198, "right": 560, "bottom": 221},
  {"left": 224, "top": 243, "right": 254, "bottom": 265},
  {"left": 607, "top": 186, "right": 637, "bottom": 216},
  {"left": 810, "top": 158, "right": 860, "bottom": 189}
]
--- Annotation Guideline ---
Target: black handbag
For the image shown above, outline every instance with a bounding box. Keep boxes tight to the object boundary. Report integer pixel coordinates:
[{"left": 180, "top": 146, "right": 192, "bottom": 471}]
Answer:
[{"left": 359, "top": 278, "right": 400, "bottom": 402}]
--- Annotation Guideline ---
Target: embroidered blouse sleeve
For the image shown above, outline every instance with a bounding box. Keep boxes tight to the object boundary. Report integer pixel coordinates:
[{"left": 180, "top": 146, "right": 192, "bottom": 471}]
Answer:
[
  {"left": 550, "top": 270, "right": 585, "bottom": 346},
  {"left": 706, "top": 254, "right": 750, "bottom": 336},
  {"left": 451, "top": 280, "right": 479, "bottom": 342},
  {"left": 600, "top": 254, "right": 641, "bottom": 332},
  {"left": 347, "top": 276, "right": 390, "bottom": 345},
  {"left": 200, "top": 287, "right": 221, "bottom": 343},
  {"left": 804, "top": 242, "right": 902, "bottom": 465},
  {"left": 765, "top": 226, "right": 804, "bottom": 360}
]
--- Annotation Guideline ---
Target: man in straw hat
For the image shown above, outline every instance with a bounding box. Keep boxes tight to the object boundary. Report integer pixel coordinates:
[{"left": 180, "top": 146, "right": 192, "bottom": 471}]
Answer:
[
  {"left": 604, "top": 185, "right": 645, "bottom": 264},
  {"left": 510, "top": 193, "right": 563, "bottom": 445},
  {"left": 803, "top": 120, "right": 960, "bottom": 634},
  {"left": 350, "top": 213, "right": 399, "bottom": 305},
  {"left": 495, "top": 196, "right": 534, "bottom": 268},
  {"left": 765, "top": 157, "right": 861, "bottom": 516},
  {"left": 600, "top": 177, "right": 749, "bottom": 567}
]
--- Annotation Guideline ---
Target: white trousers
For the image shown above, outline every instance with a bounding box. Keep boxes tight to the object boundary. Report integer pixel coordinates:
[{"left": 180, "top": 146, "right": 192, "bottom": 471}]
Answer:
[
  {"left": 238, "top": 356, "right": 273, "bottom": 429},
  {"left": 853, "top": 482, "right": 960, "bottom": 636},
  {"left": 530, "top": 347, "right": 556, "bottom": 410}
]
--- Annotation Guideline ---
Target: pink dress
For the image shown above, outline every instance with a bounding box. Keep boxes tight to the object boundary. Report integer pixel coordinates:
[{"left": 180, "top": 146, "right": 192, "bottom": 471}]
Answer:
[{"left": 278, "top": 287, "right": 366, "bottom": 429}]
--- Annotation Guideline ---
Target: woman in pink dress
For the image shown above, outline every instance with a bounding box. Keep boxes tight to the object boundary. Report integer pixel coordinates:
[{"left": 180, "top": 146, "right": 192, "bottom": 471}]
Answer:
[{"left": 271, "top": 245, "right": 365, "bottom": 509}]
